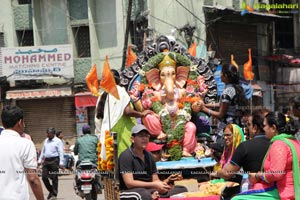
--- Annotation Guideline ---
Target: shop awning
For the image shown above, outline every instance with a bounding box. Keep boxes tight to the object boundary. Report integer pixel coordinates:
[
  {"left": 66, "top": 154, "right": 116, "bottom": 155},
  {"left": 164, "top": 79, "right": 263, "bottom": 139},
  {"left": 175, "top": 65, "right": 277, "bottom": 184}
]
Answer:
[
  {"left": 264, "top": 55, "right": 300, "bottom": 66},
  {"left": 203, "top": 5, "right": 291, "bottom": 18},
  {"left": 6, "top": 87, "right": 73, "bottom": 100},
  {"left": 203, "top": 5, "right": 290, "bottom": 24},
  {"left": 75, "top": 92, "right": 98, "bottom": 108}
]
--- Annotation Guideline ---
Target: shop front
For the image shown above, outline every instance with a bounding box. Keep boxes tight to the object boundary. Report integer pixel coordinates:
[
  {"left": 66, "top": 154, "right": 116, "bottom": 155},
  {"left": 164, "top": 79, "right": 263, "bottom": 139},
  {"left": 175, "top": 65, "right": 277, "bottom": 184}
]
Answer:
[
  {"left": 1, "top": 44, "right": 75, "bottom": 148},
  {"left": 6, "top": 87, "right": 75, "bottom": 149}
]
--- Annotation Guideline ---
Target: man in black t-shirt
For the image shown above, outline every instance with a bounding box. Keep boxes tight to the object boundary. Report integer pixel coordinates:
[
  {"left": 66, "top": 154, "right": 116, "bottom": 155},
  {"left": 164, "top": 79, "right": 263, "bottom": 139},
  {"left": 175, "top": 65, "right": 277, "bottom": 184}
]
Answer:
[
  {"left": 119, "top": 124, "right": 187, "bottom": 200},
  {"left": 212, "top": 110, "right": 270, "bottom": 178}
]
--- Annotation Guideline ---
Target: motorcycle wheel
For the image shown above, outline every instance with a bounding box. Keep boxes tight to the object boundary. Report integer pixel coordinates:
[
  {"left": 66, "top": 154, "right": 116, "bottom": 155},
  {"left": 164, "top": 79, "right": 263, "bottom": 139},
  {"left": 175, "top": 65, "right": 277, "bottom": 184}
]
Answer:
[
  {"left": 92, "top": 185, "right": 98, "bottom": 200},
  {"left": 85, "top": 193, "right": 92, "bottom": 200}
]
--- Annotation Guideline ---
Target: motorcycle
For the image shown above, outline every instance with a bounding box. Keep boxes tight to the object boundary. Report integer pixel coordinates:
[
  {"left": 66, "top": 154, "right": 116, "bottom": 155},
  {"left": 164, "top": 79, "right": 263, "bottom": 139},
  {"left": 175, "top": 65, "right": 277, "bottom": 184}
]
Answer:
[{"left": 74, "top": 161, "right": 101, "bottom": 200}]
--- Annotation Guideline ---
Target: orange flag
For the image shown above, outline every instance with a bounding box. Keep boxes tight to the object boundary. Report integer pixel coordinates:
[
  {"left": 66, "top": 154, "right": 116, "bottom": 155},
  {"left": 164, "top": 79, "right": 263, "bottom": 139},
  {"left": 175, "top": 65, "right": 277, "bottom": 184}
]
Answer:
[
  {"left": 231, "top": 54, "right": 239, "bottom": 70},
  {"left": 100, "top": 56, "right": 120, "bottom": 100},
  {"left": 126, "top": 45, "right": 137, "bottom": 67},
  {"left": 188, "top": 43, "right": 197, "bottom": 57},
  {"left": 85, "top": 64, "right": 100, "bottom": 96},
  {"left": 243, "top": 48, "right": 254, "bottom": 80}
]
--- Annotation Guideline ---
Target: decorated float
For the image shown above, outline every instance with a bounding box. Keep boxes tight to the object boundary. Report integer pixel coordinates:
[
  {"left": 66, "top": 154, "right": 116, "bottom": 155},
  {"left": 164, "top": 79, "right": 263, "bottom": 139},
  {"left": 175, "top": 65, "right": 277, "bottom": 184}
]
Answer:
[
  {"left": 86, "top": 34, "right": 256, "bottom": 200},
  {"left": 87, "top": 35, "right": 241, "bottom": 200},
  {"left": 120, "top": 35, "right": 218, "bottom": 160}
]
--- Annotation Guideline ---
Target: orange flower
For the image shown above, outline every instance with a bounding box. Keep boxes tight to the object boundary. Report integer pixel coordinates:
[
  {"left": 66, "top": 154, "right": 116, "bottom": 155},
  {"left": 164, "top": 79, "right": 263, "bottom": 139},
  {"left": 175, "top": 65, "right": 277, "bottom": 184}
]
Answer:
[
  {"left": 180, "top": 97, "right": 194, "bottom": 103},
  {"left": 186, "top": 79, "right": 193, "bottom": 84},
  {"left": 186, "top": 79, "right": 197, "bottom": 85},
  {"left": 139, "top": 84, "right": 145, "bottom": 92},
  {"left": 168, "top": 139, "right": 180, "bottom": 148},
  {"left": 148, "top": 83, "right": 152, "bottom": 89},
  {"left": 180, "top": 97, "right": 186, "bottom": 103},
  {"left": 151, "top": 96, "right": 159, "bottom": 102},
  {"left": 107, "top": 163, "right": 114, "bottom": 170},
  {"left": 191, "top": 97, "right": 201, "bottom": 103},
  {"left": 178, "top": 103, "right": 184, "bottom": 109}
]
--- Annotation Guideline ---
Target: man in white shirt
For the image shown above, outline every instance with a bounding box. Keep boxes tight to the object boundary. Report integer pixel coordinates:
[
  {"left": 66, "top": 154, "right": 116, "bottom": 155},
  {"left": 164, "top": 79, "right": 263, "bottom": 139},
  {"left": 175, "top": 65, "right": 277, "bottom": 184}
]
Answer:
[
  {"left": 38, "top": 127, "right": 64, "bottom": 200},
  {"left": 0, "top": 105, "right": 44, "bottom": 200}
]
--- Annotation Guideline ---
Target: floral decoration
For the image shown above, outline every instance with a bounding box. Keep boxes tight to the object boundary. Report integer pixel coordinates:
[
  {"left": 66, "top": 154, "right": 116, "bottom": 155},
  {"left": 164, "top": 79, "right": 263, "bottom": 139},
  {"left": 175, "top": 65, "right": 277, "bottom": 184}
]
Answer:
[
  {"left": 146, "top": 77, "right": 202, "bottom": 160},
  {"left": 98, "top": 130, "right": 114, "bottom": 171},
  {"left": 136, "top": 53, "right": 208, "bottom": 160}
]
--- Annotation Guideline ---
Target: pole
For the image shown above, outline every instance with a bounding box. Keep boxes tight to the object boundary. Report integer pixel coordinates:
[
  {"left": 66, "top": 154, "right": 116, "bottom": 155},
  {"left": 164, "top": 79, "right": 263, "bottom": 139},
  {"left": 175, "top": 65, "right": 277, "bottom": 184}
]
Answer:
[
  {"left": 121, "top": 0, "right": 133, "bottom": 71},
  {"left": 107, "top": 95, "right": 111, "bottom": 131},
  {"left": 250, "top": 80, "right": 253, "bottom": 115}
]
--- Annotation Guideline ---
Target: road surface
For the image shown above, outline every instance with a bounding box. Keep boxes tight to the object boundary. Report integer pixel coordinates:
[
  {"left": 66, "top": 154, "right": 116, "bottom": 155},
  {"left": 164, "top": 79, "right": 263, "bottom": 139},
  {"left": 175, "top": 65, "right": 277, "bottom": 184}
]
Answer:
[{"left": 29, "top": 175, "right": 105, "bottom": 200}]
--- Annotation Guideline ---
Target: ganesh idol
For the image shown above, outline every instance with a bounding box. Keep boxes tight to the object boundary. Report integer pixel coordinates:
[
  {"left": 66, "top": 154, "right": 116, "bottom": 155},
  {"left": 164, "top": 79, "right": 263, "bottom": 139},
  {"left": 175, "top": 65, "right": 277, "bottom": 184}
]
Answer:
[{"left": 129, "top": 51, "right": 207, "bottom": 160}]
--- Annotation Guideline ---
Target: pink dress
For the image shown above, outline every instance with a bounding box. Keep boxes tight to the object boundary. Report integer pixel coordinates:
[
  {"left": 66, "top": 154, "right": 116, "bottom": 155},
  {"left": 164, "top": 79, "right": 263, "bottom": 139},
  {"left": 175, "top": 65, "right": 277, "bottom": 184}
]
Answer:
[
  {"left": 142, "top": 114, "right": 197, "bottom": 154},
  {"left": 262, "top": 139, "right": 300, "bottom": 200}
]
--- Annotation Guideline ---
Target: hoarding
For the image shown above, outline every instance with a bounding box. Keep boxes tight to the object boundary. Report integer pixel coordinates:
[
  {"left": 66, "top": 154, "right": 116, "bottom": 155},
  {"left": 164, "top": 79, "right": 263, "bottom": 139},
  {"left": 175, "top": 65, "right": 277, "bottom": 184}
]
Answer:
[{"left": 1, "top": 44, "right": 74, "bottom": 81}]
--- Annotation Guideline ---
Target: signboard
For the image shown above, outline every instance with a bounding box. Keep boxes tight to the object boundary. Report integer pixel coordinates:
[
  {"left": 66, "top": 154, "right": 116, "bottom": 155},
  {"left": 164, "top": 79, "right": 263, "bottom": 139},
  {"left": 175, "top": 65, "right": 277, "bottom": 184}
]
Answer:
[
  {"left": 6, "top": 87, "right": 72, "bottom": 99},
  {"left": 1, "top": 44, "right": 74, "bottom": 81}
]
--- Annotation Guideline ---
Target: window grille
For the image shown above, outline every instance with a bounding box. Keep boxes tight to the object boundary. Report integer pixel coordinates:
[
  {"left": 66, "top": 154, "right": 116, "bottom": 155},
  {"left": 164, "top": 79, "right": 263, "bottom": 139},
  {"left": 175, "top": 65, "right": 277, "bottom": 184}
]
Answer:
[
  {"left": 16, "top": 30, "right": 34, "bottom": 46},
  {"left": 73, "top": 26, "right": 91, "bottom": 58},
  {"left": 18, "top": 0, "right": 31, "bottom": 5},
  {"left": 0, "top": 33, "right": 4, "bottom": 47}
]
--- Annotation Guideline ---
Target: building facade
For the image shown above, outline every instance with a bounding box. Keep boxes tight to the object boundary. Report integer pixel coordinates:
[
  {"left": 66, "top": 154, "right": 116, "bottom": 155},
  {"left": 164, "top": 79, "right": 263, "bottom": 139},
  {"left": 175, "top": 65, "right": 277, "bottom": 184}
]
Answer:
[{"left": 0, "top": 0, "right": 299, "bottom": 148}]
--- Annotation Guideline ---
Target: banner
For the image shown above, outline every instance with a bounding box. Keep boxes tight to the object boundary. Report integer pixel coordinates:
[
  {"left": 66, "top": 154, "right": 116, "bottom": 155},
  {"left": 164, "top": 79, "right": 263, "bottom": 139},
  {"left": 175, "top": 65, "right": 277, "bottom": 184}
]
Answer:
[{"left": 1, "top": 44, "right": 73, "bottom": 80}]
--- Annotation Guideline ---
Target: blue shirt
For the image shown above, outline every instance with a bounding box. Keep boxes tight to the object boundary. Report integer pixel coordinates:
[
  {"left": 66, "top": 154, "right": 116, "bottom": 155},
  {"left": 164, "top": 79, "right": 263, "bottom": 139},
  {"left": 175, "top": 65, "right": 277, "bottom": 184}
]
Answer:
[{"left": 38, "top": 136, "right": 64, "bottom": 165}]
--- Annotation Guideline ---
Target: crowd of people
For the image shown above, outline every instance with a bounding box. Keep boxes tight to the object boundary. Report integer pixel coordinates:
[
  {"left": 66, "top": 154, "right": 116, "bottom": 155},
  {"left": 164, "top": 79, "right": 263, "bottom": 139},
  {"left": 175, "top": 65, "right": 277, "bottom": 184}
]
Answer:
[
  {"left": 117, "top": 63, "right": 300, "bottom": 200},
  {"left": 0, "top": 105, "right": 99, "bottom": 200}
]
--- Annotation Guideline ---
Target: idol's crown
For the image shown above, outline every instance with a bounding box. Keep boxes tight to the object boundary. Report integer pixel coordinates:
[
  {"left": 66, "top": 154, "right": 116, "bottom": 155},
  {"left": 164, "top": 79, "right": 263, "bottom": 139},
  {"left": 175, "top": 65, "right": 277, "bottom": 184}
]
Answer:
[{"left": 158, "top": 54, "right": 176, "bottom": 70}]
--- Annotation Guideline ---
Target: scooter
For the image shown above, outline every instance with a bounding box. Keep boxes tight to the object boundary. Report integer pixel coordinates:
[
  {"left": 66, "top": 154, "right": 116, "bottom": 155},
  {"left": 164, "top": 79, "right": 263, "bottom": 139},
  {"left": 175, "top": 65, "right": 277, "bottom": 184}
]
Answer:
[{"left": 74, "top": 161, "right": 101, "bottom": 200}]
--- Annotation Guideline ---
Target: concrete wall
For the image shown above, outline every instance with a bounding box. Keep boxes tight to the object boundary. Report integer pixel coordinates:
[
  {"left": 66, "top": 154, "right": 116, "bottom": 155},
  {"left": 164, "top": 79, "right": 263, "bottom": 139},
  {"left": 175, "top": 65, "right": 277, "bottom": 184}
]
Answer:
[
  {"left": 13, "top": 4, "right": 32, "bottom": 30},
  {"left": 74, "top": 58, "right": 91, "bottom": 83},
  {"left": 33, "top": 0, "right": 69, "bottom": 45},
  {"left": 148, "top": 0, "right": 206, "bottom": 47},
  {"left": 0, "top": 1, "right": 17, "bottom": 46}
]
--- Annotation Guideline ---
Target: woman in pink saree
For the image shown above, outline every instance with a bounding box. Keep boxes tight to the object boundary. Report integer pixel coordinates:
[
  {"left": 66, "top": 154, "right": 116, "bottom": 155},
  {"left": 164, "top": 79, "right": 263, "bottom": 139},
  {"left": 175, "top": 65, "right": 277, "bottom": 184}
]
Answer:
[{"left": 232, "top": 112, "right": 300, "bottom": 200}]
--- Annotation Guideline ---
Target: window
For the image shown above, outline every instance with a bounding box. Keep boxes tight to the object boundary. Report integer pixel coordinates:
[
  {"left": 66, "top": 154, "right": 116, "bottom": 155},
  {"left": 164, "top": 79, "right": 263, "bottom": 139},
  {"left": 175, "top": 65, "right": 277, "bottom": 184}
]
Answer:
[
  {"left": 0, "top": 32, "right": 4, "bottom": 77},
  {"left": 275, "top": 19, "right": 294, "bottom": 49},
  {"left": 16, "top": 30, "right": 34, "bottom": 46},
  {"left": 0, "top": 33, "right": 4, "bottom": 47},
  {"left": 68, "top": 0, "right": 88, "bottom": 20},
  {"left": 95, "top": 0, "right": 117, "bottom": 48},
  {"left": 18, "top": 0, "right": 31, "bottom": 4},
  {"left": 73, "top": 26, "right": 91, "bottom": 58}
]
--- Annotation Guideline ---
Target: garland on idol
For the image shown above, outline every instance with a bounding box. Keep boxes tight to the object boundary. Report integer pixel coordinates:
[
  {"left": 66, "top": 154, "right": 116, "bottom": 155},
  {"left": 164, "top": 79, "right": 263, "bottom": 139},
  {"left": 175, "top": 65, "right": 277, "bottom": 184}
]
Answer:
[{"left": 138, "top": 52, "right": 206, "bottom": 160}]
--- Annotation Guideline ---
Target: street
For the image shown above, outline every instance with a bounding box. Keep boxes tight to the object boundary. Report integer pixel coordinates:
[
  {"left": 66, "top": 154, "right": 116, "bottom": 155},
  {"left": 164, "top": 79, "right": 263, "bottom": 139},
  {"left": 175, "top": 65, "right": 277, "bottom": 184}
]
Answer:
[{"left": 29, "top": 175, "right": 105, "bottom": 200}]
